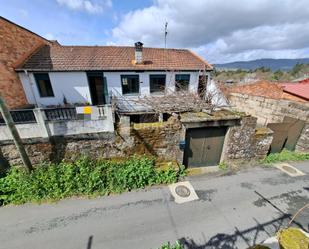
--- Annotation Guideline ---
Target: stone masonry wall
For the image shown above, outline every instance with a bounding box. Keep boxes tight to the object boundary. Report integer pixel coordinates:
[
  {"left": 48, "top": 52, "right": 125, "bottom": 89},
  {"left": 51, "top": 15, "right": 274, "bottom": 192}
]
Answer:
[
  {"left": 222, "top": 116, "right": 273, "bottom": 165},
  {"left": 0, "top": 117, "right": 183, "bottom": 167},
  {"left": 229, "top": 93, "right": 309, "bottom": 152},
  {"left": 0, "top": 17, "right": 47, "bottom": 108}
]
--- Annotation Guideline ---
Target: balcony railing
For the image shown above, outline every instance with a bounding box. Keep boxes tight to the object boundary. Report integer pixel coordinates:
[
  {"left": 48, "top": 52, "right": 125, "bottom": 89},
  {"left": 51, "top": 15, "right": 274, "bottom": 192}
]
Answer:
[
  {"left": 0, "top": 109, "right": 36, "bottom": 125},
  {"left": 44, "top": 107, "right": 77, "bottom": 121}
]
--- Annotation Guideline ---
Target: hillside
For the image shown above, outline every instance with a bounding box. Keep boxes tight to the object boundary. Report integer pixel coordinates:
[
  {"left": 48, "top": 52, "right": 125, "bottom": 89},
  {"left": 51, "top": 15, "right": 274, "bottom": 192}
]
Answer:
[{"left": 215, "top": 58, "right": 309, "bottom": 71}]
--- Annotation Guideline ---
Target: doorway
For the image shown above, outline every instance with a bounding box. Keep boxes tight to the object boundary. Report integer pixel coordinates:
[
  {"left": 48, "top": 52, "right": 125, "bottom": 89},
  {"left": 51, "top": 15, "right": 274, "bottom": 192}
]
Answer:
[
  {"left": 184, "top": 126, "right": 227, "bottom": 167},
  {"left": 198, "top": 75, "right": 208, "bottom": 99},
  {"left": 87, "top": 72, "right": 108, "bottom": 105}
]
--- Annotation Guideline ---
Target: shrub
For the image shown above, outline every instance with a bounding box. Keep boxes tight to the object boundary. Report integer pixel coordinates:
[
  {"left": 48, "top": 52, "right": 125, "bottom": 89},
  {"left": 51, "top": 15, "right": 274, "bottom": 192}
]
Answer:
[
  {"left": 262, "top": 149, "right": 309, "bottom": 164},
  {"left": 0, "top": 156, "right": 185, "bottom": 205},
  {"left": 159, "top": 241, "right": 183, "bottom": 249}
]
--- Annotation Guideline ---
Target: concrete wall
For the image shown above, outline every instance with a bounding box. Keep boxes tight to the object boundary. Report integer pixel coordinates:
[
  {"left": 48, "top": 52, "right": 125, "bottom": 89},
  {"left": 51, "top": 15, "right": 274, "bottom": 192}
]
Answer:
[
  {"left": 19, "top": 71, "right": 209, "bottom": 106},
  {"left": 0, "top": 106, "right": 114, "bottom": 142},
  {"left": 0, "top": 17, "right": 47, "bottom": 108}
]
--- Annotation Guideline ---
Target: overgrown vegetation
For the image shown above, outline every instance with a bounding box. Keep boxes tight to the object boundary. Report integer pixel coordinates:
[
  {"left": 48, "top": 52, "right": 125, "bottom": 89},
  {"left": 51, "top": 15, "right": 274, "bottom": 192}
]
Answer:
[
  {"left": 0, "top": 156, "right": 185, "bottom": 205},
  {"left": 262, "top": 149, "right": 309, "bottom": 164},
  {"left": 215, "top": 63, "right": 309, "bottom": 83},
  {"left": 158, "top": 241, "right": 183, "bottom": 249},
  {"left": 218, "top": 161, "right": 228, "bottom": 171}
]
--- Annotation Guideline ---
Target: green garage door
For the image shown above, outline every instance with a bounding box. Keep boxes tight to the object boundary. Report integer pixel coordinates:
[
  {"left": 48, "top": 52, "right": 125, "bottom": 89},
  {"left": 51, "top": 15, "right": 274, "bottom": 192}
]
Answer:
[{"left": 184, "top": 127, "right": 227, "bottom": 167}]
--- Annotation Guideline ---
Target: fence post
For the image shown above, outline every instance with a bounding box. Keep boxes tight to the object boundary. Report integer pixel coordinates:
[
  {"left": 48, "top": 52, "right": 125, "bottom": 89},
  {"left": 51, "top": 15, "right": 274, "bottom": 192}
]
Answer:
[
  {"left": 0, "top": 95, "right": 33, "bottom": 172},
  {"left": 33, "top": 108, "right": 50, "bottom": 138}
]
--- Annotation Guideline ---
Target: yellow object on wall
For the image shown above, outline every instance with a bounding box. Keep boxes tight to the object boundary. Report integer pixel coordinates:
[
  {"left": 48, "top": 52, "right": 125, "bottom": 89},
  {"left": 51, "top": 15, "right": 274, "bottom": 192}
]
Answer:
[{"left": 84, "top": 106, "right": 92, "bottom": 114}]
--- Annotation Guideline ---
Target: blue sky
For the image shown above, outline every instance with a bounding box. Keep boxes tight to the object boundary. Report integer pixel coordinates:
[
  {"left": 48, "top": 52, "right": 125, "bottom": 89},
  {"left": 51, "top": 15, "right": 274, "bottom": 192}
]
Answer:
[
  {"left": 0, "top": 0, "right": 152, "bottom": 45},
  {"left": 1, "top": 0, "right": 309, "bottom": 63}
]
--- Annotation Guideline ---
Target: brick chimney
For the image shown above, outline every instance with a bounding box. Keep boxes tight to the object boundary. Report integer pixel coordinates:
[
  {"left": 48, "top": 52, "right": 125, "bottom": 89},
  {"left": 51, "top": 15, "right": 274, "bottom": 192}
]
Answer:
[{"left": 134, "top": 41, "right": 143, "bottom": 64}]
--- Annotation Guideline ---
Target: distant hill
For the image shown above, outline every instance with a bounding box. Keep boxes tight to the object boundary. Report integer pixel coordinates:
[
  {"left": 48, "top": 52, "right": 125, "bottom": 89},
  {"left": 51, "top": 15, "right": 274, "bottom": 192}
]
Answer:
[{"left": 215, "top": 58, "right": 309, "bottom": 71}]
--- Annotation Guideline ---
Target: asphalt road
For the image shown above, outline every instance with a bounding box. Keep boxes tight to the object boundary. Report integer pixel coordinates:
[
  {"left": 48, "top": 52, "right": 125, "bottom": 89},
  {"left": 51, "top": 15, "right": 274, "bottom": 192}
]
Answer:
[{"left": 0, "top": 162, "right": 308, "bottom": 249}]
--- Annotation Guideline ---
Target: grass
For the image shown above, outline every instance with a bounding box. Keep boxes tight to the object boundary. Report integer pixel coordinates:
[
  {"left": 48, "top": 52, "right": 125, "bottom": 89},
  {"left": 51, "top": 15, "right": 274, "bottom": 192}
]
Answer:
[
  {"left": 0, "top": 156, "right": 186, "bottom": 206},
  {"left": 261, "top": 149, "right": 309, "bottom": 164}
]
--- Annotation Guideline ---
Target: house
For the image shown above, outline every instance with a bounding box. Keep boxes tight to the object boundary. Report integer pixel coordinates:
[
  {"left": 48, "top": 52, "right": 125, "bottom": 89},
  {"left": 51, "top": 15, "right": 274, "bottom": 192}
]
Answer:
[
  {"left": 279, "top": 80, "right": 309, "bottom": 102},
  {"left": 15, "top": 41, "right": 213, "bottom": 119},
  {"left": 0, "top": 16, "right": 49, "bottom": 109},
  {"left": 224, "top": 80, "right": 308, "bottom": 103}
]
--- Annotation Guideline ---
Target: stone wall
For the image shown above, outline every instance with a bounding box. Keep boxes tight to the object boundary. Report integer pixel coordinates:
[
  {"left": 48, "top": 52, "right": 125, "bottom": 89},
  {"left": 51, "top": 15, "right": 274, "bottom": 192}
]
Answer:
[
  {"left": 229, "top": 93, "right": 309, "bottom": 152},
  {"left": 0, "top": 117, "right": 183, "bottom": 167},
  {"left": 0, "top": 115, "right": 273, "bottom": 168},
  {"left": 222, "top": 116, "right": 273, "bottom": 165},
  {"left": 0, "top": 17, "right": 47, "bottom": 108}
]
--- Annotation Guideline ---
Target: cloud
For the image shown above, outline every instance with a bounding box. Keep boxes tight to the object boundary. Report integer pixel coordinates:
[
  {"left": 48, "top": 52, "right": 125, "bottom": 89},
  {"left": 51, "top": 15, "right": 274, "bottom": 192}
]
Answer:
[
  {"left": 111, "top": 0, "right": 309, "bottom": 63},
  {"left": 56, "top": 0, "right": 112, "bottom": 14}
]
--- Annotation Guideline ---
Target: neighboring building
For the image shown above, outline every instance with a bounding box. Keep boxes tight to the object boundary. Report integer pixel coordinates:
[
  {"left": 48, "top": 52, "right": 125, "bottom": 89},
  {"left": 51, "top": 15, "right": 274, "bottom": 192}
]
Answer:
[
  {"left": 280, "top": 80, "right": 309, "bottom": 102},
  {"left": 0, "top": 16, "right": 49, "bottom": 109},
  {"left": 16, "top": 42, "right": 213, "bottom": 113},
  {"left": 224, "top": 80, "right": 308, "bottom": 103}
]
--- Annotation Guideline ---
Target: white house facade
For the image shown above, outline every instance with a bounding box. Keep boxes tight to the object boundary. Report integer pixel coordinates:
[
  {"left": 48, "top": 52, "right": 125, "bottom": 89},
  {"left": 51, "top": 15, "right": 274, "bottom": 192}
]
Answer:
[
  {"left": 18, "top": 70, "right": 209, "bottom": 107},
  {"left": 16, "top": 42, "right": 213, "bottom": 110}
]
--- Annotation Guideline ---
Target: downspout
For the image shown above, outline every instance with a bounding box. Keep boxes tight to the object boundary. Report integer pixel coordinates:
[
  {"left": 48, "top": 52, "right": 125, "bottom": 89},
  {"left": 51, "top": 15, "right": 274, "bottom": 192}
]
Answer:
[{"left": 23, "top": 69, "right": 39, "bottom": 107}]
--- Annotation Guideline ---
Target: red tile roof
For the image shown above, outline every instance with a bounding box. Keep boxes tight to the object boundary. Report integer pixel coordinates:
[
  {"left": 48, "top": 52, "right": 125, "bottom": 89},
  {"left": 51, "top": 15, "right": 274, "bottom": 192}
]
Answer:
[
  {"left": 280, "top": 79, "right": 309, "bottom": 101},
  {"left": 226, "top": 80, "right": 308, "bottom": 102},
  {"left": 16, "top": 43, "right": 212, "bottom": 71}
]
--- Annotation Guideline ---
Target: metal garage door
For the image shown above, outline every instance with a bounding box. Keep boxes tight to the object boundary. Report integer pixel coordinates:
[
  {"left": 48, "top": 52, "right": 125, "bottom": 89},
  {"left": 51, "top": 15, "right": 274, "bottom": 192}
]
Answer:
[{"left": 184, "top": 127, "right": 227, "bottom": 167}]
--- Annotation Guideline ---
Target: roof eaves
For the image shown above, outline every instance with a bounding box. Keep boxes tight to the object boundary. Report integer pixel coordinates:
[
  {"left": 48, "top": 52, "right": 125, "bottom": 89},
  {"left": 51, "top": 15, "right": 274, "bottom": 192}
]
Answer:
[{"left": 187, "top": 49, "right": 213, "bottom": 70}]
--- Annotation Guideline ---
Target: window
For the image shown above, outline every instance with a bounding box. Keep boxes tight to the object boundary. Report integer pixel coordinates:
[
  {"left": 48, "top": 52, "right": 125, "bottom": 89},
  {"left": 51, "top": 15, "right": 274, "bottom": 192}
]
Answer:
[
  {"left": 175, "top": 74, "right": 190, "bottom": 91},
  {"left": 34, "top": 73, "right": 54, "bottom": 97},
  {"left": 121, "top": 75, "right": 139, "bottom": 95},
  {"left": 149, "top": 74, "right": 166, "bottom": 93}
]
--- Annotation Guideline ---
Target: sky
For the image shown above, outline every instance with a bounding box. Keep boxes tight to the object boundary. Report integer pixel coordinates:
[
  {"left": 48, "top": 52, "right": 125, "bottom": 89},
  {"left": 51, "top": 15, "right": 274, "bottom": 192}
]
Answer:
[{"left": 1, "top": 0, "right": 309, "bottom": 64}]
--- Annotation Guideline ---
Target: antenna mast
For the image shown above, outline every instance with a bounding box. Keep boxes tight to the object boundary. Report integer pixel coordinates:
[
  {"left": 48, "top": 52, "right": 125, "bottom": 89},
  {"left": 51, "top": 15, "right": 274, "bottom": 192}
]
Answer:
[{"left": 164, "top": 22, "right": 168, "bottom": 49}]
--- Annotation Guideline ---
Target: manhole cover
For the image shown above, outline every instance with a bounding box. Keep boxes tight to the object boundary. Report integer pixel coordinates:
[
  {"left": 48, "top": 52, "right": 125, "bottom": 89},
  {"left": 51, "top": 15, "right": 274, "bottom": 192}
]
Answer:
[
  {"left": 282, "top": 165, "right": 298, "bottom": 174},
  {"left": 175, "top": 185, "right": 191, "bottom": 197}
]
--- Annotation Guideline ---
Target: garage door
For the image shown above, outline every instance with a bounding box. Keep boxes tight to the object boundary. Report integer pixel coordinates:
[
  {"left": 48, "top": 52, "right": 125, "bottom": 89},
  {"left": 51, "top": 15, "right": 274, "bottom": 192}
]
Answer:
[{"left": 184, "top": 127, "right": 227, "bottom": 167}]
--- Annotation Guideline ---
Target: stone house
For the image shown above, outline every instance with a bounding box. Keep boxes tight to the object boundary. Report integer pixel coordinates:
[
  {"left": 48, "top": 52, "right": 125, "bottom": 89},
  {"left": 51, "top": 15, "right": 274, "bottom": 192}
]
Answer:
[
  {"left": 0, "top": 16, "right": 49, "bottom": 109},
  {"left": 0, "top": 17, "right": 272, "bottom": 169}
]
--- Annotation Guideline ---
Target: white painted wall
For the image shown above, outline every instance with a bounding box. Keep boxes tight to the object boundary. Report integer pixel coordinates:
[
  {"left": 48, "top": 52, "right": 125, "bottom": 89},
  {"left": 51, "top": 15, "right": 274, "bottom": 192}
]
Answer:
[
  {"left": 206, "top": 79, "right": 228, "bottom": 106},
  {"left": 19, "top": 71, "right": 209, "bottom": 106},
  {"left": 19, "top": 71, "right": 92, "bottom": 107},
  {"left": 105, "top": 71, "right": 202, "bottom": 97}
]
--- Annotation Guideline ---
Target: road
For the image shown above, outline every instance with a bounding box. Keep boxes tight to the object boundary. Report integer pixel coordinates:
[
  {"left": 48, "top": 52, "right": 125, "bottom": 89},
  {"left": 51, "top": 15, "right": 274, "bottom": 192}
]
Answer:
[{"left": 0, "top": 162, "right": 308, "bottom": 249}]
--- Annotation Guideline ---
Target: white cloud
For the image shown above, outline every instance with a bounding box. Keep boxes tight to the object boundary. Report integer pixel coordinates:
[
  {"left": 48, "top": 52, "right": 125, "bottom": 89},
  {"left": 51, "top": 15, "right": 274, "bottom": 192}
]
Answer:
[
  {"left": 56, "top": 0, "right": 112, "bottom": 14},
  {"left": 111, "top": 0, "right": 309, "bottom": 63}
]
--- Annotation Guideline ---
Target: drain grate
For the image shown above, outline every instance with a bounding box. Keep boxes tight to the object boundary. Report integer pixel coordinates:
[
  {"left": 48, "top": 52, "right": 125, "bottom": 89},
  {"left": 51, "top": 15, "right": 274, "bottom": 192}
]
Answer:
[
  {"left": 175, "top": 185, "right": 191, "bottom": 197},
  {"left": 168, "top": 181, "right": 199, "bottom": 204},
  {"left": 274, "top": 163, "right": 305, "bottom": 177},
  {"left": 282, "top": 165, "right": 297, "bottom": 174}
]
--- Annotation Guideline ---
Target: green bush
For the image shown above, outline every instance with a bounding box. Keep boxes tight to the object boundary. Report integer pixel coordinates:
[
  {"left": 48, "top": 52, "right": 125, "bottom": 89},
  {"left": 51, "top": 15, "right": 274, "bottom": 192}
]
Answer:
[
  {"left": 262, "top": 149, "right": 309, "bottom": 164},
  {"left": 0, "top": 156, "right": 185, "bottom": 205},
  {"left": 158, "top": 241, "right": 183, "bottom": 249}
]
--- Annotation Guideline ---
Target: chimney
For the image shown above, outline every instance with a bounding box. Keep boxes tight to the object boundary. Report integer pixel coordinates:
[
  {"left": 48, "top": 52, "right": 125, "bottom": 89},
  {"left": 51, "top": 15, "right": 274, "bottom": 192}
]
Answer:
[{"left": 134, "top": 41, "right": 143, "bottom": 64}]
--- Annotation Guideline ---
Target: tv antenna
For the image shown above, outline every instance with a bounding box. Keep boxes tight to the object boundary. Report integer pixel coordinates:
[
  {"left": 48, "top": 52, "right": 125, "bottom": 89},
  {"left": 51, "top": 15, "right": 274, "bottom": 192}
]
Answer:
[{"left": 164, "top": 22, "right": 168, "bottom": 49}]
